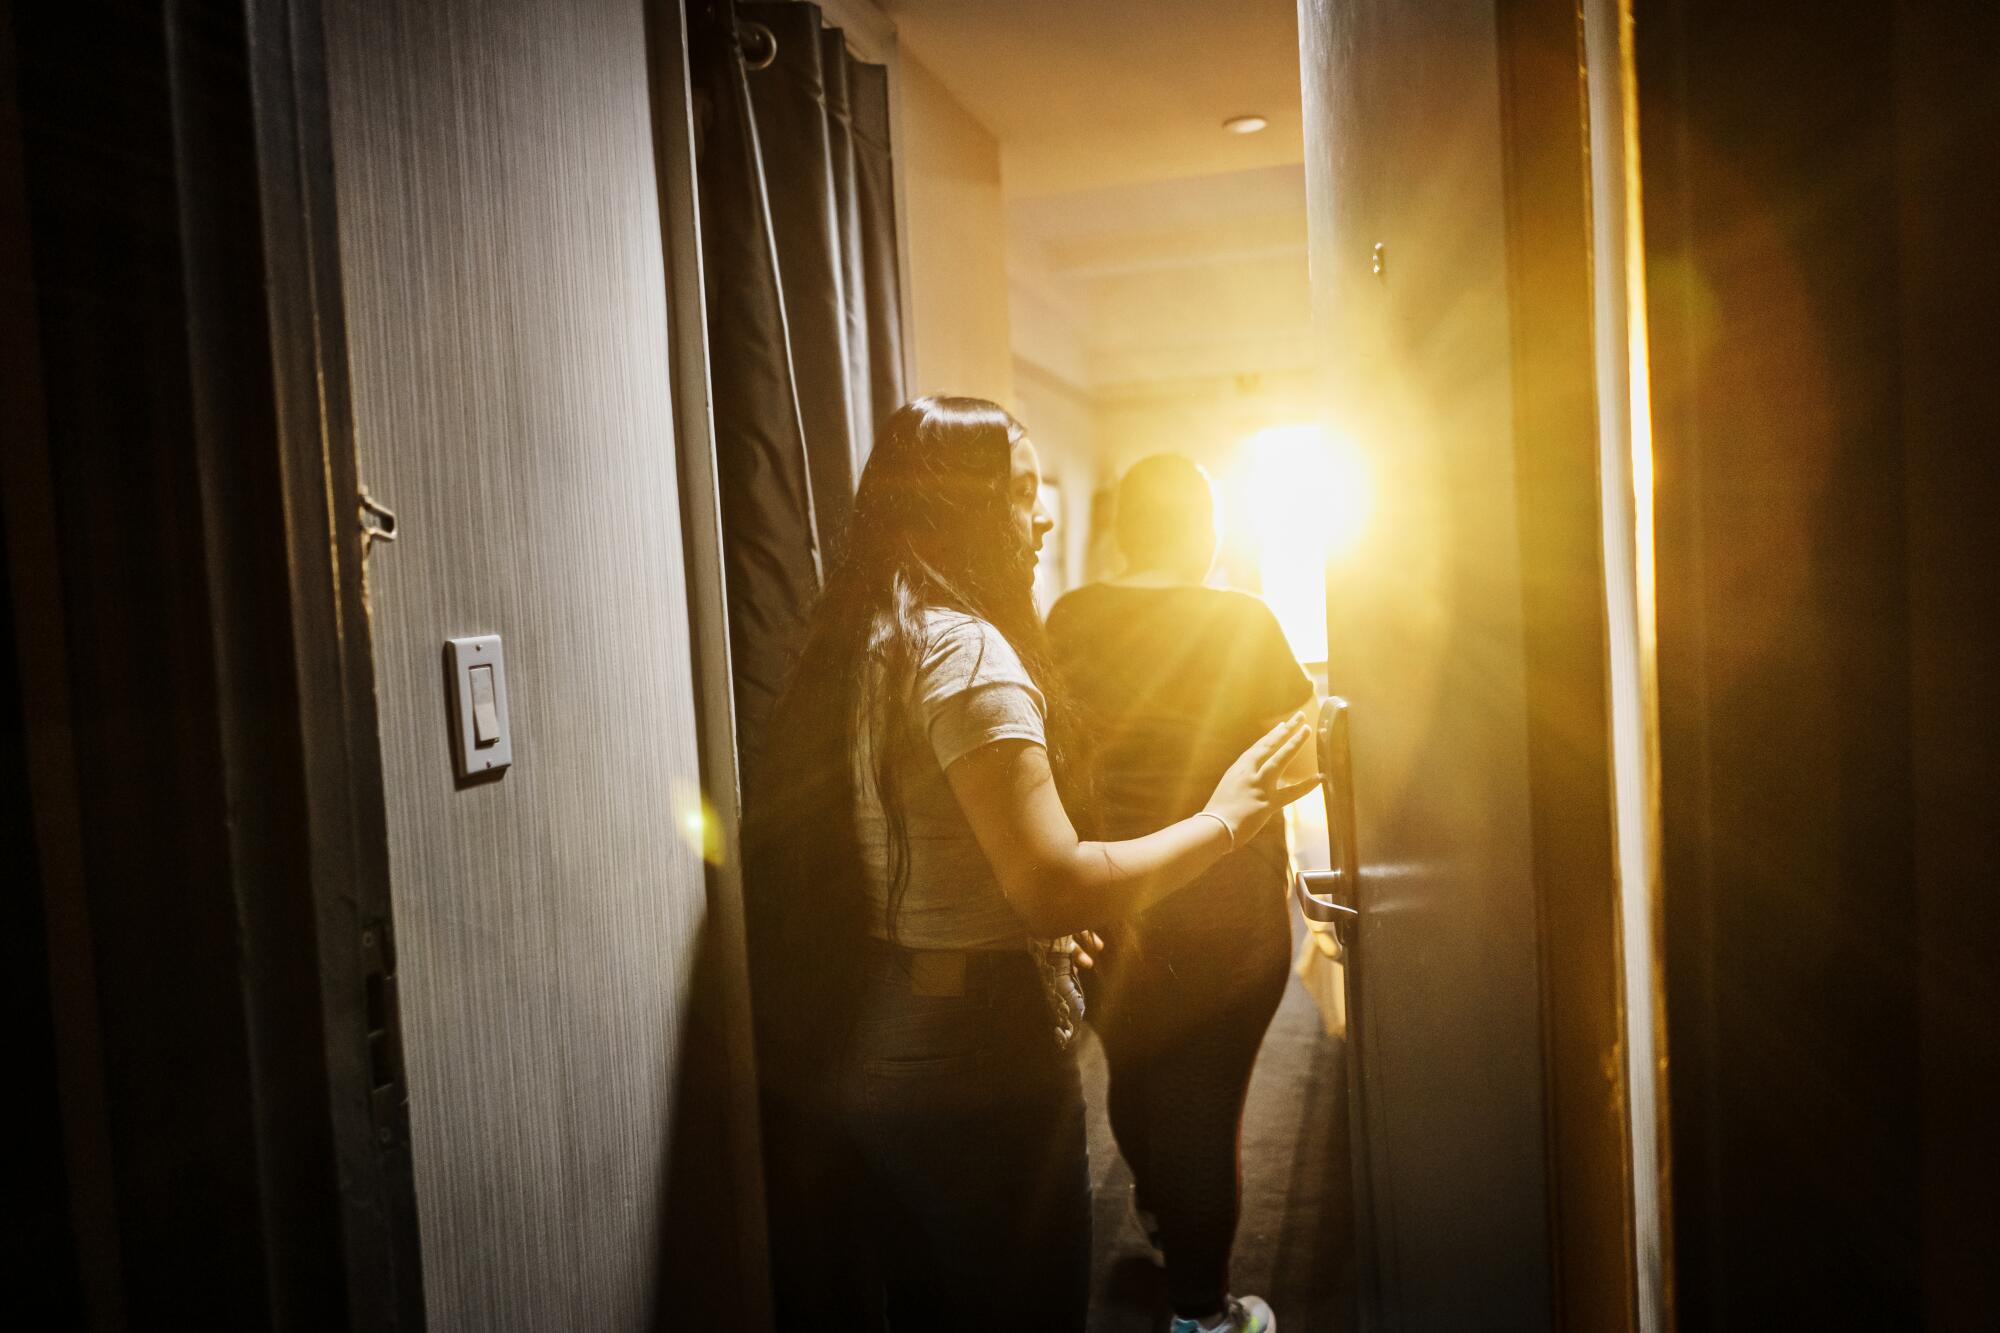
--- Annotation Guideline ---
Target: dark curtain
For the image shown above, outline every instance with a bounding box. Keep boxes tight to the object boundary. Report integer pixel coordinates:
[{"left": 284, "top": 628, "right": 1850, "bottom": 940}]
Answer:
[{"left": 691, "top": 0, "right": 906, "bottom": 773}]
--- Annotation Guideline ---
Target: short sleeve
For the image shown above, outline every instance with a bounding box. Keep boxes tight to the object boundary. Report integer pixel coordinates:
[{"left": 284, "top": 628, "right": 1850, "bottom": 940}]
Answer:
[
  {"left": 1241, "top": 597, "right": 1314, "bottom": 716},
  {"left": 916, "top": 613, "right": 1048, "bottom": 770}
]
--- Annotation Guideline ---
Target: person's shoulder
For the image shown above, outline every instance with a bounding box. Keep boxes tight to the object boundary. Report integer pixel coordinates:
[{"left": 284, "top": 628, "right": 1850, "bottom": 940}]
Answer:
[
  {"left": 918, "top": 607, "right": 1026, "bottom": 680},
  {"left": 1046, "top": 583, "right": 1109, "bottom": 633},
  {"left": 919, "top": 604, "right": 995, "bottom": 647},
  {"left": 1219, "top": 586, "right": 1290, "bottom": 623},
  {"left": 1202, "top": 590, "right": 1306, "bottom": 667},
  {"left": 1177, "top": 585, "right": 1282, "bottom": 627}
]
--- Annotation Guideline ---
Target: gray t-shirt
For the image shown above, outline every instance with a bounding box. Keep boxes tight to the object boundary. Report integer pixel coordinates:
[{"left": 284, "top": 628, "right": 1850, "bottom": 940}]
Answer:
[{"left": 854, "top": 608, "right": 1047, "bottom": 950}]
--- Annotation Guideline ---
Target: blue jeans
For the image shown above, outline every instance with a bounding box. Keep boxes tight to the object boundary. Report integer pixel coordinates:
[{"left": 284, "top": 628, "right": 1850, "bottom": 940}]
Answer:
[{"left": 836, "top": 942, "right": 1093, "bottom": 1331}]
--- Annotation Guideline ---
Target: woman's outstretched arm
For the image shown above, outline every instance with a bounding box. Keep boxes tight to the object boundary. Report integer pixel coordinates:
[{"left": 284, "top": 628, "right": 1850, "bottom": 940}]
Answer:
[{"left": 946, "top": 712, "right": 1317, "bottom": 938}]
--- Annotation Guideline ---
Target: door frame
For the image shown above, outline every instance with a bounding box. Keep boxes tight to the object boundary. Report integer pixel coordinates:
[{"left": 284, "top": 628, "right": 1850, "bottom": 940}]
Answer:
[
  {"left": 645, "top": 0, "right": 777, "bottom": 1320},
  {"left": 3, "top": 0, "right": 424, "bottom": 1321},
  {"left": 1496, "top": 0, "right": 1666, "bottom": 1325},
  {"left": 1492, "top": 0, "right": 1635, "bottom": 1317},
  {"left": 228, "top": 0, "right": 432, "bottom": 1318},
  {"left": 1504, "top": 0, "right": 1656, "bottom": 1320}
]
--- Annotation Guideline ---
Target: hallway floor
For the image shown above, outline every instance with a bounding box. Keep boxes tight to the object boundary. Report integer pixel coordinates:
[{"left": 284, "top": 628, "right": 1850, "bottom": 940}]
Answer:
[{"left": 1082, "top": 917, "right": 1357, "bottom": 1332}]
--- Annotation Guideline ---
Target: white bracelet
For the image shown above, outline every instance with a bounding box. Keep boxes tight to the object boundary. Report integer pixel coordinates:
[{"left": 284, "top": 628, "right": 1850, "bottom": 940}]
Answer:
[{"left": 1193, "top": 810, "right": 1236, "bottom": 853}]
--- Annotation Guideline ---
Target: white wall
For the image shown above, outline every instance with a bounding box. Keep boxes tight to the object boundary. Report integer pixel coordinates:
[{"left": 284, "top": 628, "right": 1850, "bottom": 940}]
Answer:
[
  {"left": 895, "top": 46, "right": 1110, "bottom": 601},
  {"left": 897, "top": 53, "right": 1015, "bottom": 406},
  {"left": 1016, "top": 359, "right": 1098, "bottom": 602}
]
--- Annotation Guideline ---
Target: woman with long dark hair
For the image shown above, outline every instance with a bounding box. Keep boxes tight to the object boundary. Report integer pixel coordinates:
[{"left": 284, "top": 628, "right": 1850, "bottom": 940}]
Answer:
[{"left": 743, "top": 397, "right": 1312, "bottom": 1331}]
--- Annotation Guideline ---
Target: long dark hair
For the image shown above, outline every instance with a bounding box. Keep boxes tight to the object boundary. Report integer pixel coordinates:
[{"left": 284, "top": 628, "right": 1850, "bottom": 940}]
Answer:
[{"left": 741, "top": 396, "right": 1082, "bottom": 1090}]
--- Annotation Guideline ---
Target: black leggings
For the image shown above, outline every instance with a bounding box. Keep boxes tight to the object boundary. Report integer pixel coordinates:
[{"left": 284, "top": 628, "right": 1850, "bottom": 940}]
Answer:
[{"left": 1089, "top": 862, "right": 1293, "bottom": 1320}]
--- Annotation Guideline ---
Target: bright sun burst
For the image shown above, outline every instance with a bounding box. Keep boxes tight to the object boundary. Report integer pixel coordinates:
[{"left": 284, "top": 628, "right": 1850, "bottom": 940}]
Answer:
[{"left": 1227, "top": 423, "right": 1373, "bottom": 663}]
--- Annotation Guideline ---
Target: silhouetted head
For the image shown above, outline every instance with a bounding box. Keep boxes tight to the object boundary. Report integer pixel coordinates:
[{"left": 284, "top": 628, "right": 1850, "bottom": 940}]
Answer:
[{"left": 1114, "top": 453, "right": 1218, "bottom": 582}]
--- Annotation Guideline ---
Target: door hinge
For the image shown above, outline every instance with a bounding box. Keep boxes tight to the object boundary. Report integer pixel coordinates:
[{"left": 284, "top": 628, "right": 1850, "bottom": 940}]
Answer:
[
  {"left": 359, "top": 485, "right": 398, "bottom": 553},
  {"left": 360, "top": 918, "right": 411, "bottom": 1150}
]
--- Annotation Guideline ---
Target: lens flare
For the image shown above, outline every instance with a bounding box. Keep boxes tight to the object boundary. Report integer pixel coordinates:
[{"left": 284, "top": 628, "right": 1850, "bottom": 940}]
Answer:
[
  {"left": 672, "top": 784, "right": 725, "bottom": 866},
  {"left": 1230, "top": 423, "right": 1373, "bottom": 662}
]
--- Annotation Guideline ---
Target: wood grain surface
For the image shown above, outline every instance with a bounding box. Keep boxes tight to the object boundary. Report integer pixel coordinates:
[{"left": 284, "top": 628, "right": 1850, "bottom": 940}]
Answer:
[{"left": 325, "top": 0, "right": 711, "bottom": 1324}]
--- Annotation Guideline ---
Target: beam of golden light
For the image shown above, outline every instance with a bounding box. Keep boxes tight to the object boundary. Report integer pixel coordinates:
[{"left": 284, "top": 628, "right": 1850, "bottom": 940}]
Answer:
[{"left": 1226, "top": 422, "right": 1373, "bottom": 663}]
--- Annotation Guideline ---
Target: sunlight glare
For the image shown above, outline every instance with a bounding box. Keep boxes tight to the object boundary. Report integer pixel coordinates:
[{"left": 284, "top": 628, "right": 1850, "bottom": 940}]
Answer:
[{"left": 1232, "top": 424, "right": 1372, "bottom": 663}]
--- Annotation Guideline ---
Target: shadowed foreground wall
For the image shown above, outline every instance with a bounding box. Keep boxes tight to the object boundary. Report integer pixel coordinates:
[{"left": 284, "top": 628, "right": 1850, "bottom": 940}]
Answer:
[
  {"left": 325, "top": 0, "right": 727, "bottom": 1324},
  {"left": 1644, "top": 0, "right": 2000, "bottom": 1323}
]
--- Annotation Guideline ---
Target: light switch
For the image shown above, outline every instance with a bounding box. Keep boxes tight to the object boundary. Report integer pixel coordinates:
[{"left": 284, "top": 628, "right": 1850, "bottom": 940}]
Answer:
[
  {"left": 469, "top": 665, "right": 500, "bottom": 745},
  {"left": 446, "top": 634, "right": 512, "bottom": 779}
]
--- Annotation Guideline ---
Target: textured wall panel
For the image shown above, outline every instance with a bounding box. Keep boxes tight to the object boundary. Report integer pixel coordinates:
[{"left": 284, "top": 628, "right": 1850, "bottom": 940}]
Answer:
[{"left": 324, "top": 0, "right": 708, "bottom": 1325}]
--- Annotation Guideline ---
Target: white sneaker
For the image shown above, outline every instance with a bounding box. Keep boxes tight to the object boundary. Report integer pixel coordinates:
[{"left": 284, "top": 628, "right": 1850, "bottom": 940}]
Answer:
[{"left": 1169, "top": 1294, "right": 1275, "bottom": 1333}]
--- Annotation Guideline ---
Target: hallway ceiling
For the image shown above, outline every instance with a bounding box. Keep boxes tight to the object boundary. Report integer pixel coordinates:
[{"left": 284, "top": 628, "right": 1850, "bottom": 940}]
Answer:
[
  {"left": 879, "top": 0, "right": 1311, "bottom": 394},
  {"left": 881, "top": 0, "right": 1304, "bottom": 198},
  {"left": 1009, "top": 164, "right": 1312, "bottom": 389}
]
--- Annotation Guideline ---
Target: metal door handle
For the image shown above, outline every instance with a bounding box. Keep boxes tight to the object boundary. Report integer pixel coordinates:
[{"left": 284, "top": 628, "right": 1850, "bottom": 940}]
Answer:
[
  {"left": 1296, "top": 869, "right": 1359, "bottom": 921},
  {"left": 1294, "top": 696, "right": 1361, "bottom": 944}
]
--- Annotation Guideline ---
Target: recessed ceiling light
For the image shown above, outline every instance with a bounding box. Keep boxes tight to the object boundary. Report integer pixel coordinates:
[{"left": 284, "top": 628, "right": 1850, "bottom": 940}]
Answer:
[{"left": 1223, "top": 114, "right": 1269, "bottom": 135}]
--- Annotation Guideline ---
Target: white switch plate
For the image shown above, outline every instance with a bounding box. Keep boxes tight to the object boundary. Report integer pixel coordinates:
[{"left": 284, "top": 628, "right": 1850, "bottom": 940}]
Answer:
[{"left": 446, "top": 635, "right": 512, "bottom": 779}]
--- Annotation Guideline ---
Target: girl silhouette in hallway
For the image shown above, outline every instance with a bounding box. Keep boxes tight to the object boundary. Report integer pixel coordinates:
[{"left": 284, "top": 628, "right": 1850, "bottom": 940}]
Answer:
[
  {"left": 744, "top": 398, "right": 1311, "bottom": 1332},
  {"left": 1048, "top": 454, "right": 1315, "bottom": 1333}
]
